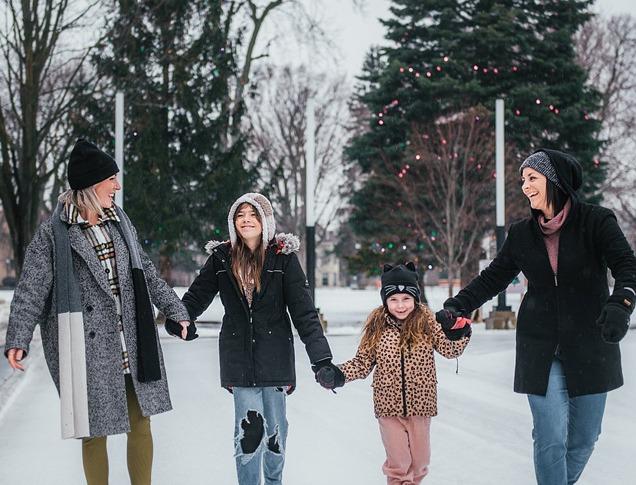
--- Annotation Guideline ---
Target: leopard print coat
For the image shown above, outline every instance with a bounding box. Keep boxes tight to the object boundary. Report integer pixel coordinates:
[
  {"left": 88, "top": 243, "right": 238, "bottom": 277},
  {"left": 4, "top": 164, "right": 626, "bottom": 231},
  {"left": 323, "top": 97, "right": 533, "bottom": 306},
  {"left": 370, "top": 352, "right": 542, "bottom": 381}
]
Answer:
[{"left": 339, "top": 306, "right": 470, "bottom": 418}]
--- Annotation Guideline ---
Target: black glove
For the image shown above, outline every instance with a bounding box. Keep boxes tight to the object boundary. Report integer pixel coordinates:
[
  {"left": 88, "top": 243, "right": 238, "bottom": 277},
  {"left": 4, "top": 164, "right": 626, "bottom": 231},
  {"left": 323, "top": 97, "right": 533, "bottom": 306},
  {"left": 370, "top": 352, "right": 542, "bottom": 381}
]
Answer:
[
  {"left": 165, "top": 319, "right": 199, "bottom": 341},
  {"left": 436, "top": 298, "right": 471, "bottom": 341},
  {"left": 276, "top": 385, "right": 296, "bottom": 395},
  {"left": 596, "top": 290, "right": 634, "bottom": 344},
  {"left": 312, "top": 359, "right": 345, "bottom": 390}
]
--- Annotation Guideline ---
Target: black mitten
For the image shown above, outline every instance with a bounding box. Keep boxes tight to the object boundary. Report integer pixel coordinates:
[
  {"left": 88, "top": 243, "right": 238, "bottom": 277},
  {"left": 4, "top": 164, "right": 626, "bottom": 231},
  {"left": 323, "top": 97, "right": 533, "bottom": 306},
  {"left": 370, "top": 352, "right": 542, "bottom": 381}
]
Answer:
[
  {"left": 436, "top": 298, "right": 472, "bottom": 340},
  {"left": 597, "top": 289, "right": 634, "bottom": 344},
  {"left": 435, "top": 297, "right": 466, "bottom": 330},
  {"left": 597, "top": 305, "right": 630, "bottom": 344},
  {"left": 165, "top": 319, "right": 199, "bottom": 341},
  {"left": 312, "top": 359, "right": 345, "bottom": 390}
]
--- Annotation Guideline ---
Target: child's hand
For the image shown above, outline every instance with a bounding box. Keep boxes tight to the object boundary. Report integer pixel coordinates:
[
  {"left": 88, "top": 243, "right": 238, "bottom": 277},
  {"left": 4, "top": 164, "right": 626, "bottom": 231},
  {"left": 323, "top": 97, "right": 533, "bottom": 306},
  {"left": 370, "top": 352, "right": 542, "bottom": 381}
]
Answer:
[
  {"left": 436, "top": 303, "right": 472, "bottom": 341},
  {"left": 312, "top": 360, "right": 345, "bottom": 390},
  {"left": 435, "top": 308, "right": 461, "bottom": 330}
]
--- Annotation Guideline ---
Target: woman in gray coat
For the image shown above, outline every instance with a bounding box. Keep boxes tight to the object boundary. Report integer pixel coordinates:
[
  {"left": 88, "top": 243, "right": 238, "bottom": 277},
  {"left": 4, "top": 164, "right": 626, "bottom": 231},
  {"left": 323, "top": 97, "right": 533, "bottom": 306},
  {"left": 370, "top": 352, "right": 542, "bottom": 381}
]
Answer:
[{"left": 3, "top": 139, "right": 192, "bottom": 485}]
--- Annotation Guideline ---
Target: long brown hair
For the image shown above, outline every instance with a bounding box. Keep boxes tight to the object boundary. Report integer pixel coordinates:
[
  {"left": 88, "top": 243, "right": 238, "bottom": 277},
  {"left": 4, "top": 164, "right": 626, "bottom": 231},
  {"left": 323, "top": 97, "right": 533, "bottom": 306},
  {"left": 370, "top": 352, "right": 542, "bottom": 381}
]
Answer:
[
  {"left": 358, "top": 303, "right": 433, "bottom": 353},
  {"left": 231, "top": 202, "right": 267, "bottom": 292}
]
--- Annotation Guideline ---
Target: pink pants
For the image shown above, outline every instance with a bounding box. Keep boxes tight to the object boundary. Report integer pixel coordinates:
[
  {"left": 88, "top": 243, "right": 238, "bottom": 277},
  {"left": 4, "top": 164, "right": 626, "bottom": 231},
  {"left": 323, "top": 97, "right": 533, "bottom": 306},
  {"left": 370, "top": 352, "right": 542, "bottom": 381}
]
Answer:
[{"left": 378, "top": 416, "right": 431, "bottom": 485}]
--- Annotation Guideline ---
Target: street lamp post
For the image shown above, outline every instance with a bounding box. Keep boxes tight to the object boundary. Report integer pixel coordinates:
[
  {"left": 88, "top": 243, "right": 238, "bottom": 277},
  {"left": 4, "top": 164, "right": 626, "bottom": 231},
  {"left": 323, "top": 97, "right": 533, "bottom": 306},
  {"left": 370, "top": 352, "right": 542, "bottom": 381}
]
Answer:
[
  {"left": 485, "top": 99, "right": 516, "bottom": 329},
  {"left": 305, "top": 98, "right": 316, "bottom": 304},
  {"left": 115, "top": 91, "right": 124, "bottom": 208}
]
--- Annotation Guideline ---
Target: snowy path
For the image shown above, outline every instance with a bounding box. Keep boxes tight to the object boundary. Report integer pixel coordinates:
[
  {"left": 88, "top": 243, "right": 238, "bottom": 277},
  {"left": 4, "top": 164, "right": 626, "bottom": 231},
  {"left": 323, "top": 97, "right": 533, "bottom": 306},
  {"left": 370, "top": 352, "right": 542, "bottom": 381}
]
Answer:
[{"left": 0, "top": 327, "right": 635, "bottom": 484}]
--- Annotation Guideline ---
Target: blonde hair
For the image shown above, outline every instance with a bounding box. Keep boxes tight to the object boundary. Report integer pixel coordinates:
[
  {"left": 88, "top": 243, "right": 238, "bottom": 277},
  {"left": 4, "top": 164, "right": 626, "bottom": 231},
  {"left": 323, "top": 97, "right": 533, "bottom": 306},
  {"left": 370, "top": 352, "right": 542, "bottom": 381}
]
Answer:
[
  {"left": 231, "top": 202, "right": 266, "bottom": 292},
  {"left": 359, "top": 303, "right": 432, "bottom": 353},
  {"left": 58, "top": 187, "right": 104, "bottom": 219}
]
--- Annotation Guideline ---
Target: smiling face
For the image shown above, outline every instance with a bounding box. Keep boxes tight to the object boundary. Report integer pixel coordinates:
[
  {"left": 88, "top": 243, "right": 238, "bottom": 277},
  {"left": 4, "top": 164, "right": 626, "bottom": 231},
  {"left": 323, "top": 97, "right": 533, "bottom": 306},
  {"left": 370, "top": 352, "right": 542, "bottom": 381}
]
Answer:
[
  {"left": 521, "top": 167, "right": 552, "bottom": 217},
  {"left": 386, "top": 293, "right": 416, "bottom": 321},
  {"left": 234, "top": 203, "right": 263, "bottom": 245},
  {"left": 93, "top": 175, "right": 121, "bottom": 208}
]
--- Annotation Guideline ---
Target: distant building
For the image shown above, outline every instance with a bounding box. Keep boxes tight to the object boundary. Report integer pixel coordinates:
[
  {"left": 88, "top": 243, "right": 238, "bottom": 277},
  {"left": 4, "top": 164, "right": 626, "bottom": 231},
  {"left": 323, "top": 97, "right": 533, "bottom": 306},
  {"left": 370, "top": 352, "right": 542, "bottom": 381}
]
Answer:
[{"left": 316, "top": 231, "right": 345, "bottom": 287}]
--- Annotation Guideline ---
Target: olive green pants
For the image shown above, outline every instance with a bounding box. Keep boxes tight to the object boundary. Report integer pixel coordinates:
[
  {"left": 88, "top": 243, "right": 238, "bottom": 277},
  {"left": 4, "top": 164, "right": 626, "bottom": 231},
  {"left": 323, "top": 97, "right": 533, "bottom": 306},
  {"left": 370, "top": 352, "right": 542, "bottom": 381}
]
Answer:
[{"left": 81, "top": 375, "right": 153, "bottom": 485}]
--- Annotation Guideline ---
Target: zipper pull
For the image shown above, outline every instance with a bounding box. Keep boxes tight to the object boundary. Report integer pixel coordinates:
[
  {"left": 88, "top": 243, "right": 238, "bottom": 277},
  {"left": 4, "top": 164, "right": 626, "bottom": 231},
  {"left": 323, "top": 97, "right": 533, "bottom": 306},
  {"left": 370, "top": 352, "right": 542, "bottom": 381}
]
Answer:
[{"left": 554, "top": 273, "right": 558, "bottom": 287}]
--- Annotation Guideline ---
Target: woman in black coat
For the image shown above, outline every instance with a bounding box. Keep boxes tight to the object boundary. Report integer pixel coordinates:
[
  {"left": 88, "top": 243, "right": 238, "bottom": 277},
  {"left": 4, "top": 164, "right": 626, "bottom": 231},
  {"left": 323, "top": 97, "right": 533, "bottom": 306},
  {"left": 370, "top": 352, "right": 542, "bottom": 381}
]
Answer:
[
  {"left": 173, "top": 192, "right": 337, "bottom": 485},
  {"left": 436, "top": 149, "right": 636, "bottom": 485}
]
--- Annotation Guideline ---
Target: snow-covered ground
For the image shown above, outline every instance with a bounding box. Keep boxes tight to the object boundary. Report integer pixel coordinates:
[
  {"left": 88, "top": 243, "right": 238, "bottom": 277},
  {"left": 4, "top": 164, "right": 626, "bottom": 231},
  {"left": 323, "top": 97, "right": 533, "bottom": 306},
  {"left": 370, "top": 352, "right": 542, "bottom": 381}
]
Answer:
[{"left": 0, "top": 287, "right": 634, "bottom": 484}]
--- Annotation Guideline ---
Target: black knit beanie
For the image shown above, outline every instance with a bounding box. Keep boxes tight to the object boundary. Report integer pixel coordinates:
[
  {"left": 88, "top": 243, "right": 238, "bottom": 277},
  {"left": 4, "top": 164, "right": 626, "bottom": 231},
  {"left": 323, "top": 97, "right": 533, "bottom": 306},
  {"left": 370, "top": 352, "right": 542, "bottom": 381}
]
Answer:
[
  {"left": 380, "top": 263, "right": 421, "bottom": 305},
  {"left": 67, "top": 139, "right": 119, "bottom": 190}
]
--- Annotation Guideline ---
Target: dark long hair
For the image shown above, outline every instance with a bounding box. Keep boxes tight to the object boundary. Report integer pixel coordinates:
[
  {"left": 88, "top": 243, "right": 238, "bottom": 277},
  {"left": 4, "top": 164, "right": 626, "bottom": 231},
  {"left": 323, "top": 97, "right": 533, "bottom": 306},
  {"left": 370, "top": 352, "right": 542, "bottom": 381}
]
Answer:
[
  {"left": 231, "top": 203, "right": 267, "bottom": 292},
  {"left": 545, "top": 179, "right": 568, "bottom": 217}
]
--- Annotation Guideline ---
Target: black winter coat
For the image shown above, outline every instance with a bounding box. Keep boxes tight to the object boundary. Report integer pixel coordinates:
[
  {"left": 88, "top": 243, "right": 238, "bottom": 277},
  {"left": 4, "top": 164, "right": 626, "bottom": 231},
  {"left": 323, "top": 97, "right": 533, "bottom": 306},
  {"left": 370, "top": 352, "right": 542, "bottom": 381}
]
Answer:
[
  {"left": 454, "top": 197, "right": 636, "bottom": 397},
  {"left": 182, "top": 238, "right": 332, "bottom": 388}
]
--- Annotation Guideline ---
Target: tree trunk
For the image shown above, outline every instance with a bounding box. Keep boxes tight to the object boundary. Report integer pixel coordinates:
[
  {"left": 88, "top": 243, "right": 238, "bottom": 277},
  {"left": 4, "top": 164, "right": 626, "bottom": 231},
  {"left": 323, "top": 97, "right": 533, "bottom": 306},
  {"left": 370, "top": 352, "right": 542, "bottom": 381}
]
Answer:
[{"left": 159, "top": 245, "right": 173, "bottom": 286}]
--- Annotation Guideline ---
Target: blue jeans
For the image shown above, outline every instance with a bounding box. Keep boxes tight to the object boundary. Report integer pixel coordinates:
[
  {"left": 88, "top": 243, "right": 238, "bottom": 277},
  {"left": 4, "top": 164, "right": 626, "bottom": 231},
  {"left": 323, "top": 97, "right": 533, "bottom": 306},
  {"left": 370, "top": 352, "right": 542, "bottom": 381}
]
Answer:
[
  {"left": 527, "top": 358, "right": 607, "bottom": 485},
  {"left": 233, "top": 387, "right": 288, "bottom": 485}
]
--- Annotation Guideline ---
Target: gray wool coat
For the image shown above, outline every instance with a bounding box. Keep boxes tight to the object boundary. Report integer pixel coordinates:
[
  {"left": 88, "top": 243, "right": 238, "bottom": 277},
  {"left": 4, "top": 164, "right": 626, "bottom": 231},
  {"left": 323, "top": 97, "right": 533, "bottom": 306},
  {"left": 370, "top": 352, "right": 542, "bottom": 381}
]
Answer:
[{"left": 4, "top": 210, "right": 190, "bottom": 437}]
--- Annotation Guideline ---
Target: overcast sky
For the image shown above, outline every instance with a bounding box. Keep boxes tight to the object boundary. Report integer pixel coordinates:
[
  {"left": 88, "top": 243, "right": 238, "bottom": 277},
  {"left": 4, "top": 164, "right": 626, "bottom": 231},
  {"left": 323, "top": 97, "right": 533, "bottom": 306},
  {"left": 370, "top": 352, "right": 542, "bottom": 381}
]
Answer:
[{"left": 260, "top": 0, "right": 636, "bottom": 82}]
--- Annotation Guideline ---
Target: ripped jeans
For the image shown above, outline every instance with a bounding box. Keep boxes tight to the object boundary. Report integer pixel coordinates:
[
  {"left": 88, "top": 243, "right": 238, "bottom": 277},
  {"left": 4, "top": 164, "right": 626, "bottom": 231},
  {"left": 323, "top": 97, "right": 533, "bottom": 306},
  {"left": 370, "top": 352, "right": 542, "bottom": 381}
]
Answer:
[{"left": 233, "top": 386, "right": 288, "bottom": 485}]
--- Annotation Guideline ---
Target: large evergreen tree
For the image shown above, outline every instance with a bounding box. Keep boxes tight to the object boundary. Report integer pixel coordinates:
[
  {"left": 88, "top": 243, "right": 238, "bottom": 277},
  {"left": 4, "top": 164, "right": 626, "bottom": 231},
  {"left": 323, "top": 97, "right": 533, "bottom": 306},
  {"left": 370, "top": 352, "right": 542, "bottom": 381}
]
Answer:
[
  {"left": 74, "top": 1, "right": 251, "bottom": 282},
  {"left": 347, "top": 0, "right": 603, "bottom": 276}
]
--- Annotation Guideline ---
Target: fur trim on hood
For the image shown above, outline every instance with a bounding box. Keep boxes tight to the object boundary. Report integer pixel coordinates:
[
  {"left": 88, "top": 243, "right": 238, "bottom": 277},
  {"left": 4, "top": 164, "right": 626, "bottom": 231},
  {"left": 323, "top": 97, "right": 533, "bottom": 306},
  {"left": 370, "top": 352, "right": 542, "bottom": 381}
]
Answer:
[
  {"left": 205, "top": 240, "right": 229, "bottom": 255},
  {"left": 227, "top": 193, "right": 276, "bottom": 247},
  {"left": 273, "top": 233, "right": 300, "bottom": 255},
  {"left": 204, "top": 234, "right": 299, "bottom": 256}
]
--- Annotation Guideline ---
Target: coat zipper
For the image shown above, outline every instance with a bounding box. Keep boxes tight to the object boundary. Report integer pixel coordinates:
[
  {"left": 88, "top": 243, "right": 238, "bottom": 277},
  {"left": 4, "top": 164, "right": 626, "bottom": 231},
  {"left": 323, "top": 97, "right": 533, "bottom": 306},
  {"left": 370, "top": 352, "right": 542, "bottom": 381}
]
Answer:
[
  {"left": 400, "top": 350, "right": 407, "bottom": 417},
  {"left": 215, "top": 249, "right": 256, "bottom": 385}
]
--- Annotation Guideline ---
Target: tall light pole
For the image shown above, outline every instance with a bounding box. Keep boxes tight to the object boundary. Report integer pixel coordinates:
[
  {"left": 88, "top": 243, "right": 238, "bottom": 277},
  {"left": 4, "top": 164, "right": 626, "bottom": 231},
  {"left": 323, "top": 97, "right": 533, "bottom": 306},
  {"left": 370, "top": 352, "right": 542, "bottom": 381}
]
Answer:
[
  {"left": 305, "top": 98, "right": 316, "bottom": 304},
  {"left": 495, "top": 98, "right": 510, "bottom": 311},
  {"left": 115, "top": 91, "right": 124, "bottom": 208}
]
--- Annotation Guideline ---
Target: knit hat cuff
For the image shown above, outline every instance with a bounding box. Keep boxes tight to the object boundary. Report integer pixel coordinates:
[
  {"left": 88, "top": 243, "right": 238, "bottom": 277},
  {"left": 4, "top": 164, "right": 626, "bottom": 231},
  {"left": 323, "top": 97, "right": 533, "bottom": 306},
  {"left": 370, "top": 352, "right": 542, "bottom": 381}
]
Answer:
[{"left": 519, "top": 151, "right": 563, "bottom": 191}]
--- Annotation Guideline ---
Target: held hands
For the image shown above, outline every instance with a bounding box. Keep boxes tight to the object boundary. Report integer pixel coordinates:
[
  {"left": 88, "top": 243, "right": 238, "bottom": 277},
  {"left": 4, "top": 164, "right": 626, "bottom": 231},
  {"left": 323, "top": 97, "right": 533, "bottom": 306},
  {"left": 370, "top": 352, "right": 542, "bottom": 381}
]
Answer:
[
  {"left": 165, "top": 319, "right": 199, "bottom": 341},
  {"left": 6, "top": 348, "right": 25, "bottom": 371},
  {"left": 435, "top": 298, "right": 472, "bottom": 341},
  {"left": 312, "top": 359, "right": 345, "bottom": 390}
]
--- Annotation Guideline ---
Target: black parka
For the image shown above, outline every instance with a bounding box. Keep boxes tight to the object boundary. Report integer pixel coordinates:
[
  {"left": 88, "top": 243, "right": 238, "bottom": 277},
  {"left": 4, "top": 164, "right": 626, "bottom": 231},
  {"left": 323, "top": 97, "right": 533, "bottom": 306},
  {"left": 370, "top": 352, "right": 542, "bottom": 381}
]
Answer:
[
  {"left": 453, "top": 149, "right": 636, "bottom": 397},
  {"left": 182, "top": 237, "right": 332, "bottom": 388}
]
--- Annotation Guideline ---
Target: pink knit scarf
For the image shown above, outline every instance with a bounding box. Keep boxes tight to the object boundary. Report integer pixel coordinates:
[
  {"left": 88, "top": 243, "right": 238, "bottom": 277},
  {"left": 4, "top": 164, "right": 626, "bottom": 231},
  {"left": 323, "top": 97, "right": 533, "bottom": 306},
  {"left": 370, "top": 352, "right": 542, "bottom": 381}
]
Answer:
[{"left": 538, "top": 199, "right": 572, "bottom": 274}]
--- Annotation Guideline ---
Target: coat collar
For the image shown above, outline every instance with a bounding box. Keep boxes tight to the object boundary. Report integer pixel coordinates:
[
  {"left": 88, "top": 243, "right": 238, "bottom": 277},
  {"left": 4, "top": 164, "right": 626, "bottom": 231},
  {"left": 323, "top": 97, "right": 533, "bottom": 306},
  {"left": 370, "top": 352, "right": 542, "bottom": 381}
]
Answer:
[
  {"left": 61, "top": 202, "right": 120, "bottom": 226},
  {"left": 205, "top": 232, "right": 300, "bottom": 257},
  {"left": 66, "top": 224, "right": 114, "bottom": 297}
]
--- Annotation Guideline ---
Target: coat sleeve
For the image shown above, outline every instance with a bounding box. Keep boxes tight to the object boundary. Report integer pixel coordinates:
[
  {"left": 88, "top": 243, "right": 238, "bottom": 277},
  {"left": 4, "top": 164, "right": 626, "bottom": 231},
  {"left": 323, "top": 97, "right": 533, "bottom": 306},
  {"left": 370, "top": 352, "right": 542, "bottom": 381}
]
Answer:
[
  {"left": 4, "top": 224, "right": 54, "bottom": 357},
  {"left": 181, "top": 256, "right": 219, "bottom": 321},
  {"left": 283, "top": 253, "right": 332, "bottom": 364},
  {"left": 431, "top": 318, "right": 470, "bottom": 359},
  {"left": 595, "top": 209, "right": 636, "bottom": 303},
  {"left": 129, "top": 224, "right": 190, "bottom": 322},
  {"left": 453, "top": 224, "right": 521, "bottom": 313},
  {"left": 339, "top": 345, "right": 376, "bottom": 382}
]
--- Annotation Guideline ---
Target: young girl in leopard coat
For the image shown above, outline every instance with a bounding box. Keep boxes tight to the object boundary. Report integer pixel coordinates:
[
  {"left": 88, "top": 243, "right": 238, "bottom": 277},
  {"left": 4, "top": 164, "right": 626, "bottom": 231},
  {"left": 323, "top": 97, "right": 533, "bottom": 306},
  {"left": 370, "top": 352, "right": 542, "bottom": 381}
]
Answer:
[{"left": 316, "top": 263, "right": 471, "bottom": 484}]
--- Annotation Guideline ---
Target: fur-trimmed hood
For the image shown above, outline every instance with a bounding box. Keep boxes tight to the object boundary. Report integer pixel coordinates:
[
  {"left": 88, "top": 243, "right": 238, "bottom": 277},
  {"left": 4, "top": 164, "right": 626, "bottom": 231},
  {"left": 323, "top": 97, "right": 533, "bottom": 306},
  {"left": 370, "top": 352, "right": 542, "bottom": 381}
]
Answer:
[
  {"left": 204, "top": 239, "right": 229, "bottom": 255},
  {"left": 227, "top": 193, "right": 276, "bottom": 247},
  {"left": 204, "top": 233, "right": 300, "bottom": 256}
]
